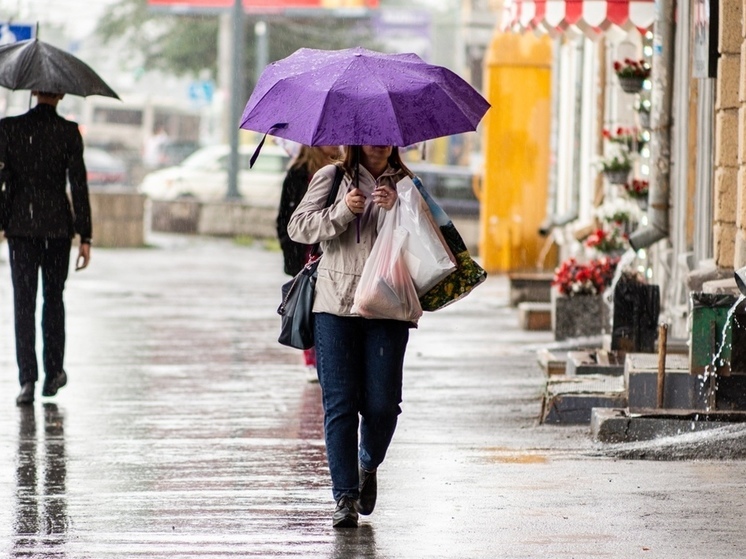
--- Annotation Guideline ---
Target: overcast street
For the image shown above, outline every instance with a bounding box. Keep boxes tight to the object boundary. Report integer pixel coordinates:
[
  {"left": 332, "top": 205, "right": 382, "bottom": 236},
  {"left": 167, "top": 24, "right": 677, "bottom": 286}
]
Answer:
[{"left": 0, "top": 234, "right": 744, "bottom": 558}]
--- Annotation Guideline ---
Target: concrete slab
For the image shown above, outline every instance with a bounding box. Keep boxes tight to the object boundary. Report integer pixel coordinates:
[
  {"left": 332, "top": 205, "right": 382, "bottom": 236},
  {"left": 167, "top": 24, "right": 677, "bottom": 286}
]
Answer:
[
  {"left": 591, "top": 407, "right": 746, "bottom": 443},
  {"left": 518, "top": 301, "right": 552, "bottom": 331},
  {"left": 566, "top": 350, "right": 624, "bottom": 376},
  {"left": 542, "top": 375, "right": 626, "bottom": 424},
  {"left": 508, "top": 271, "right": 553, "bottom": 306},
  {"left": 536, "top": 348, "right": 567, "bottom": 376},
  {"left": 625, "top": 353, "right": 702, "bottom": 411}
]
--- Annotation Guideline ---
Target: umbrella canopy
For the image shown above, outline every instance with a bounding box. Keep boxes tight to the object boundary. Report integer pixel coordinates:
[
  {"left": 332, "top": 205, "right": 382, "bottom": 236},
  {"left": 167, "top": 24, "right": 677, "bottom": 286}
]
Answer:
[
  {"left": 0, "top": 38, "right": 119, "bottom": 99},
  {"left": 240, "top": 47, "right": 489, "bottom": 147}
]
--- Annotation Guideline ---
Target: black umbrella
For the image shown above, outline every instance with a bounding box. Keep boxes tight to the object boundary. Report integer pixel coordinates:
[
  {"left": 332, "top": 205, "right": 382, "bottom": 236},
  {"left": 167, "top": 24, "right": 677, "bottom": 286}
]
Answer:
[{"left": 0, "top": 38, "right": 119, "bottom": 99}]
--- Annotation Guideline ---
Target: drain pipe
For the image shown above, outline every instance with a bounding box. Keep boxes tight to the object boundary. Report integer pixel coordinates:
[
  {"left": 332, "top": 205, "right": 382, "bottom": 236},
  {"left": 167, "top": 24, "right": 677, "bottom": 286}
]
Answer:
[{"left": 628, "top": 0, "right": 676, "bottom": 251}]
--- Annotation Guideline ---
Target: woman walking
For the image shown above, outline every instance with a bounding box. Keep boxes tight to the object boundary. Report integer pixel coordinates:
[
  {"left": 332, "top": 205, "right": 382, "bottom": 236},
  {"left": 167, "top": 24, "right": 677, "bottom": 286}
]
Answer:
[{"left": 288, "top": 145, "right": 415, "bottom": 528}]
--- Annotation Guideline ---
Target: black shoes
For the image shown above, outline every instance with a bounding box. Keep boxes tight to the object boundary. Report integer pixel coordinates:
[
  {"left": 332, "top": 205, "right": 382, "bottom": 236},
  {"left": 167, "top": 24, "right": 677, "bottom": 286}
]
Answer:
[
  {"left": 42, "top": 371, "right": 67, "bottom": 397},
  {"left": 16, "top": 372, "right": 67, "bottom": 405},
  {"left": 332, "top": 496, "right": 359, "bottom": 528},
  {"left": 16, "top": 382, "right": 35, "bottom": 406},
  {"left": 357, "top": 466, "right": 378, "bottom": 516}
]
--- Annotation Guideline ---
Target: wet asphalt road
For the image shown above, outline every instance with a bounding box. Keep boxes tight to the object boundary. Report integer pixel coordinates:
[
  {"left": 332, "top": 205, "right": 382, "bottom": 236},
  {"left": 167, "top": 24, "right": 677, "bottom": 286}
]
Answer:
[{"left": 1, "top": 233, "right": 745, "bottom": 558}]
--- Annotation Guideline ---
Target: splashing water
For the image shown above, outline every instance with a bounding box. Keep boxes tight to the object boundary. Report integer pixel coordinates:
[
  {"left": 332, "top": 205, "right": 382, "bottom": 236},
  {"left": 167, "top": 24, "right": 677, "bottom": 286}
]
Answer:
[
  {"left": 700, "top": 294, "right": 746, "bottom": 411},
  {"left": 602, "top": 248, "right": 638, "bottom": 315}
]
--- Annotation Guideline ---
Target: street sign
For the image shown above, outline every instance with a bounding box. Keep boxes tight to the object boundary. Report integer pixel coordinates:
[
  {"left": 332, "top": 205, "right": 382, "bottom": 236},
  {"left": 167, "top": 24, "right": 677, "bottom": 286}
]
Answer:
[
  {"left": 188, "top": 80, "right": 215, "bottom": 106},
  {"left": 0, "top": 23, "right": 35, "bottom": 45}
]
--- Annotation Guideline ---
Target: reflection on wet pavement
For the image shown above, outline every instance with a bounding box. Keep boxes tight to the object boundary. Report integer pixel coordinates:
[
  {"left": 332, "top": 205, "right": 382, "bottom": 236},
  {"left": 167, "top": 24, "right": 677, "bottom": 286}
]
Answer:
[
  {"left": 13, "top": 404, "right": 67, "bottom": 558},
  {"left": 0, "top": 235, "right": 745, "bottom": 558}
]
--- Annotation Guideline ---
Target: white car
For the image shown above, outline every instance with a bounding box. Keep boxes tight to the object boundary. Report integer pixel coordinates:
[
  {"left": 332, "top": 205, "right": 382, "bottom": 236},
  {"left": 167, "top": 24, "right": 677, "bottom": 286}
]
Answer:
[{"left": 139, "top": 144, "right": 290, "bottom": 206}]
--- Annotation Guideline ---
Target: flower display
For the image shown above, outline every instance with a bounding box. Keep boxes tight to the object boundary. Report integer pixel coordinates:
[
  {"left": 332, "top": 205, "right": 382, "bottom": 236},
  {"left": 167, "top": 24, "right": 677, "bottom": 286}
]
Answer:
[
  {"left": 603, "top": 126, "right": 647, "bottom": 151},
  {"left": 585, "top": 227, "right": 628, "bottom": 254},
  {"left": 595, "top": 197, "right": 640, "bottom": 225},
  {"left": 613, "top": 58, "right": 651, "bottom": 79},
  {"left": 552, "top": 256, "right": 621, "bottom": 297},
  {"left": 600, "top": 154, "right": 632, "bottom": 173},
  {"left": 624, "top": 178, "right": 649, "bottom": 199}
]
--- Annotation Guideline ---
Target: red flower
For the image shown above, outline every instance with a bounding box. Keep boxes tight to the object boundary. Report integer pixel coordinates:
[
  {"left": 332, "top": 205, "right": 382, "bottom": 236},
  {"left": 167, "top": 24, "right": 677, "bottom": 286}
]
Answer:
[
  {"left": 613, "top": 59, "right": 651, "bottom": 79},
  {"left": 552, "top": 256, "right": 621, "bottom": 297}
]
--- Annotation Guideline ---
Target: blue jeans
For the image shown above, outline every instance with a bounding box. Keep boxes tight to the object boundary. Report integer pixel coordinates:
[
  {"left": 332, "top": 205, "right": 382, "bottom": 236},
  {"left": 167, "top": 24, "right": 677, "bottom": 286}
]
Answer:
[{"left": 314, "top": 313, "right": 410, "bottom": 502}]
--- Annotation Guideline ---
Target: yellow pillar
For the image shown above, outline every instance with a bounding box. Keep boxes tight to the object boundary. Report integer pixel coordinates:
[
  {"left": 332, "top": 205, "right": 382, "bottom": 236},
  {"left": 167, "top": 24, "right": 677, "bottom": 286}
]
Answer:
[{"left": 480, "top": 32, "right": 553, "bottom": 273}]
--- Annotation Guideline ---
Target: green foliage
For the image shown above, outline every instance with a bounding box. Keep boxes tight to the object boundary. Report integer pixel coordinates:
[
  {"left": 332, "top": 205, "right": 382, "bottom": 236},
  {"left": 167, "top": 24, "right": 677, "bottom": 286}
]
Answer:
[
  {"left": 97, "top": 0, "right": 218, "bottom": 77},
  {"left": 96, "top": 0, "right": 379, "bottom": 82}
]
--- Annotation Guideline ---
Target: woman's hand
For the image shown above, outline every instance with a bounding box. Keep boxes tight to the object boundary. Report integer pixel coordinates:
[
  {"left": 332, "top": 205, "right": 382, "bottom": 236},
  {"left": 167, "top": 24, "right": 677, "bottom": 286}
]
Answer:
[
  {"left": 345, "top": 188, "right": 367, "bottom": 214},
  {"left": 372, "top": 185, "right": 397, "bottom": 211}
]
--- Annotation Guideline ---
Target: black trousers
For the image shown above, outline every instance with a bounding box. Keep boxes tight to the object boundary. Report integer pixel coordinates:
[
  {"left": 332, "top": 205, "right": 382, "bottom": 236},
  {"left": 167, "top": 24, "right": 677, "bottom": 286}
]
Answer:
[{"left": 8, "top": 237, "right": 71, "bottom": 385}]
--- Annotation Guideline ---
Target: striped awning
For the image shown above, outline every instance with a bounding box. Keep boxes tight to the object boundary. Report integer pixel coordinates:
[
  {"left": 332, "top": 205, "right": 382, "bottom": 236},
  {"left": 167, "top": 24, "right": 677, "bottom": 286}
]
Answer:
[{"left": 503, "top": 0, "right": 656, "bottom": 37}]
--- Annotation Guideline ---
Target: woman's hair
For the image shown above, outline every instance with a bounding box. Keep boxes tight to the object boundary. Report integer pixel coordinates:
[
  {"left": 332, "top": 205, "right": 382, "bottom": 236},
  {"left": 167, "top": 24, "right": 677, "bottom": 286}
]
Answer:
[
  {"left": 290, "top": 145, "right": 340, "bottom": 176},
  {"left": 341, "top": 146, "right": 414, "bottom": 179}
]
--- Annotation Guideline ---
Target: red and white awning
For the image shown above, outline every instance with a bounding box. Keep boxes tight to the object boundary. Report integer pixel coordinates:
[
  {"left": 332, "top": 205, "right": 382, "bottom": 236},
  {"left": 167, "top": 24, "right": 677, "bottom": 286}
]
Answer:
[{"left": 503, "top": 0, "right": 655, "bottom": 37}]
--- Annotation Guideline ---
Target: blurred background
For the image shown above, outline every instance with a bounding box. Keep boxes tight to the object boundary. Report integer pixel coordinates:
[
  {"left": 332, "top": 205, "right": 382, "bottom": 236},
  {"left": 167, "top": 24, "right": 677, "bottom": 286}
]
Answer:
[{"left": 0, "top": 0, "right": 492, "bottom": 193}]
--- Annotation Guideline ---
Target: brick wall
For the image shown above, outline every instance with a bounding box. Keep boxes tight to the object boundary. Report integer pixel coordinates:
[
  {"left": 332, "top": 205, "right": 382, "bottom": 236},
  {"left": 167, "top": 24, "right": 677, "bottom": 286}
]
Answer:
[{"left": 718, "top": 0, "right": 746, "bottom": 267}]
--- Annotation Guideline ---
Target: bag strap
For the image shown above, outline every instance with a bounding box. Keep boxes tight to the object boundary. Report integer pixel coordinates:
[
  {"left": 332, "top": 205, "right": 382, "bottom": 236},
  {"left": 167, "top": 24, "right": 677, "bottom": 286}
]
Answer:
[{"left": 309, "top": 165, "right": 345, "bottom": 258}]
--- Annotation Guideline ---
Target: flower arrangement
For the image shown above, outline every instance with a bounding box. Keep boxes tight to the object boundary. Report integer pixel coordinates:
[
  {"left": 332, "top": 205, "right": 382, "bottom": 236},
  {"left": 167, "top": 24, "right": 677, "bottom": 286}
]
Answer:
[
  {"left": 603, "top": 126, "right": 647, "bottom": 151},
  {"left": 601, "top": 154, "right": 632, "bottom": 173},
  {"left": 595, "top": 197, "right": 640, "bottom": 225},
  {"left": 613, "top": 58, "right": 651, "bottom": 79},
  {"left": 585, "top": 227, "right": 628, "bottom": 254},
  {"left": 552, "top": 256, "right": 621, "bottom": 297},
  {"left": 624, "top": 178, "right": 649, "bottom": 199}
]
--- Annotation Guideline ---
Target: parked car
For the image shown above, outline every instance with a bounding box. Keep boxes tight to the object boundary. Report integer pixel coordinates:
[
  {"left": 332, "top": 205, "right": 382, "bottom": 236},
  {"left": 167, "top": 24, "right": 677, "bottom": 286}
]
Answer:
[
  {"left": 157, "top": 140, "right": 200, "bottom": 167},
  {"left": 84, "top": 146, "right": 128, "bottom": 186},
  {"left": 408, "top": 162, "right": 480, "bottom": 217},
  {"left": 138, "top": 144, "right": 290, "bottom": 206}
]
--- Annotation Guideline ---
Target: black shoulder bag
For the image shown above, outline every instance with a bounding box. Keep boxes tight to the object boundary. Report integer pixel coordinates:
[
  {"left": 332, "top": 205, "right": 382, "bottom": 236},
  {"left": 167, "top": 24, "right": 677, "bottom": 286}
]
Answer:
[{"left": 277, "top": 165, "right": 344, "bottom": 349}]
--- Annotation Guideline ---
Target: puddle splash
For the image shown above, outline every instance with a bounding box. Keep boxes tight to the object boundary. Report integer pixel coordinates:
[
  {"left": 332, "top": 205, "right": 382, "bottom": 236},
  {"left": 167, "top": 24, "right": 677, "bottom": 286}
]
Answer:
[{"left": 699, "top": 294, "right": 746, "bottom": 411}]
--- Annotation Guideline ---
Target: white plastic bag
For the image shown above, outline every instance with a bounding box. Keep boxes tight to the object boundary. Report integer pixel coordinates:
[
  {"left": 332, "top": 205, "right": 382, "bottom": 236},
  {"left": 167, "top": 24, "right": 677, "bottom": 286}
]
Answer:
[
  {"left": 352, "top": 201, "right": 423, "bottom": 322},
  {"left": 396, "top": 177, "right": 456, "bottom": 296}
]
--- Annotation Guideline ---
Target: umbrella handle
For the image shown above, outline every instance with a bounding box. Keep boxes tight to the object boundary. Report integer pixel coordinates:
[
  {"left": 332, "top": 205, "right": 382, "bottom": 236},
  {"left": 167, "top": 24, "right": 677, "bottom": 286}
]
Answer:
[
  {"left": 249, "top": 123, "right": 288, "bottom": 168},
  {"left": 355, "top": 156, "right": 361, "bottom": 243}
]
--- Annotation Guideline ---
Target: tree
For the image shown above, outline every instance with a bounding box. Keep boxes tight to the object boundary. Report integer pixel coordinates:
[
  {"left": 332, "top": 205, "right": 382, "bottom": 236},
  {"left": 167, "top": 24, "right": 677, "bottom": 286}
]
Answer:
[
  {"left": 97, "top": 0, "right": 379, "bottom": 84},
  {"left": 97, "top": 0, "right": 218, "bottom": 77}
]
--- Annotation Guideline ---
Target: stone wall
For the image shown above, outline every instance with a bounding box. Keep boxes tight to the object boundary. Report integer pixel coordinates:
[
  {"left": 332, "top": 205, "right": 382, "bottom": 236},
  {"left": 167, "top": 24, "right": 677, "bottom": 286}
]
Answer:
[
  {"left": 714, "top": 0, "right": 743, "bottom": 268},
  {"left": 717, "top": 0, "right": 746, "bottom": 268},
  {"left": 89, "top": 189, "right": 146, "bottom": 248}
]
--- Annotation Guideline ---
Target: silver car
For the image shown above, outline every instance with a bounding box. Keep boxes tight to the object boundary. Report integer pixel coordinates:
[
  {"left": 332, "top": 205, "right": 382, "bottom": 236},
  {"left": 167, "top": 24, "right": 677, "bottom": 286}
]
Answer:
[{"left": 139, "top": 144, "right": 290, "bottom": 207}]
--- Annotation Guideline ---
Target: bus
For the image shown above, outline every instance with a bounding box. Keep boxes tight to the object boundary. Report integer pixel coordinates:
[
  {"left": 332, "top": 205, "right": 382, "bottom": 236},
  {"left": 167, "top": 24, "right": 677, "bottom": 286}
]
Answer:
[{"left": 80, "top": 95, "right": 202, "bottom": 184}]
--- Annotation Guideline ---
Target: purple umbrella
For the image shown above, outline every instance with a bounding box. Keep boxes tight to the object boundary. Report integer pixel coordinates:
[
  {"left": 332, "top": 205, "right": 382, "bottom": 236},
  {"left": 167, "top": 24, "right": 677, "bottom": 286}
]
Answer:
[{"left": 240, "top": 47, "right": 490, "bottom": 147}]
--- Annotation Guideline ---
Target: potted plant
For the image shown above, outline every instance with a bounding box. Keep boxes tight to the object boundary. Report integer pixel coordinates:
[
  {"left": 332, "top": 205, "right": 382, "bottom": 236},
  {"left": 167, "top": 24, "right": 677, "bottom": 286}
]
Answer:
[
  {"left": 552, "top": 256, "right": 620, "bottom": 297},
  {"left": 601, "top": 154, "right": 632, "bottom": 185},
  {"left": 551, "top": 256, "right": 620, "bottom": 340},
  {"left": 623, "top": 178, "right": 650, "bottom": 209},
  {"left": 585, "top": 226, "right": 629, "bottom": 255},
  {"left": 613, "top": 58, "right": 651, "bottom": 94},
  {"left": 603, "top": 126, "right": 647, "bottom": 153}
]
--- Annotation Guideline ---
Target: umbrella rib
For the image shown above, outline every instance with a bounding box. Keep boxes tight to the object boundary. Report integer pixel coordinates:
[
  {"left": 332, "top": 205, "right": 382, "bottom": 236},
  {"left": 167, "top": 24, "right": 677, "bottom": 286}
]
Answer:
[{"left": 364, "top": 62, "right": 407, "bottom": 146}]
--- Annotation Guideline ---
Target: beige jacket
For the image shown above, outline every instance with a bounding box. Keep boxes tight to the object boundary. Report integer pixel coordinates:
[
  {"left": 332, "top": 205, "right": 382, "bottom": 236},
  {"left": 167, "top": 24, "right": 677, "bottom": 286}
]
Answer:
[{"left": 288, "top": 162, "right": 408, "bottom": 317}]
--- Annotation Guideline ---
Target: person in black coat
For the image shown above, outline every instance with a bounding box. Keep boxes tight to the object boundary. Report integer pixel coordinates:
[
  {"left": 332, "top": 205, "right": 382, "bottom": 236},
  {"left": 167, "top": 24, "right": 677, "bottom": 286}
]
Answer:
[
  {"left": 0, "top": 91, "right": 92, "bottom": 406},
  {"left": 276, "top": 145, "right": 340, "bottom": 371}
]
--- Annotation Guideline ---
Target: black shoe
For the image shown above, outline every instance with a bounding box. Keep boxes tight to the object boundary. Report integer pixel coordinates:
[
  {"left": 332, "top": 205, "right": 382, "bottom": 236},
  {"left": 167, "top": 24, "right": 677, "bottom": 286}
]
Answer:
[
  {"left": 332, "top": 496, "right": 359, "bottom": 528},
  {"left": 16, "top": 382, "right": 35, "bottom": 406},
  {"left": 42, "top": 371, "right": 67, "bottom": 397},
  {"left": 357, "top": 466, "right": 377, "bottom": 516}
]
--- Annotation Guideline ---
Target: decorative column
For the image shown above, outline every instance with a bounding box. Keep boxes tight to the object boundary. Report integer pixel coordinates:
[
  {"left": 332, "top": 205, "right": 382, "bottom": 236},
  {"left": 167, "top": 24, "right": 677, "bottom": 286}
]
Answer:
[
  {"left": 714, "top": 0, "right": 742, "bottom": 268},
  {"left": 735, "top": 0, "right": 746, "bottom": 267}
]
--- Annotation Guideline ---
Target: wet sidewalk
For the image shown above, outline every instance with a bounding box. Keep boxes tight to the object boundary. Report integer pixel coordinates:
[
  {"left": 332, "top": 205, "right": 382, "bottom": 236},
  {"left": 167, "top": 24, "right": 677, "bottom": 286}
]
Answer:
[{"left": 1, "top": 234, "right": 745, "bottom": 558}]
